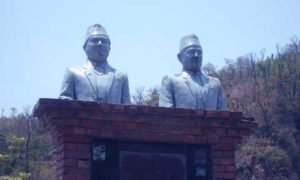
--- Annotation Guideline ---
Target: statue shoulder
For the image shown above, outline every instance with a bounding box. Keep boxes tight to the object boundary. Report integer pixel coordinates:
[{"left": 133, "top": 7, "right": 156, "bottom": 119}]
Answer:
[
  {"left": 161, "top": 73, "right": 182, "bottom": 84},
  {"left": 161, "top": 75, "right": 172, "bottom": 88},
  {"left": 66, "top": 65, "right": 86, "bottom": 75},
  {"left": 114, "top": 69, "right": 129, "bottom": 79},
  {"left": 174, "top": 73, "right": 182, "bottom": 77},
  {"left": 162, "top": 74, "right": 177, "bottom": 81},
  {"left": 203, "top": 73, "right": 221, "bottom": 85},
  {"left": 106, "top": 64, "right": 117, "bottom": 73}
]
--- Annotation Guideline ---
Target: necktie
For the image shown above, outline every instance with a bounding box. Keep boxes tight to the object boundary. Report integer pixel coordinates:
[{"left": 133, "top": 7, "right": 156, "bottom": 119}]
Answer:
[{"left": 191, "top": 73, "right": 203, "bottom": 87}]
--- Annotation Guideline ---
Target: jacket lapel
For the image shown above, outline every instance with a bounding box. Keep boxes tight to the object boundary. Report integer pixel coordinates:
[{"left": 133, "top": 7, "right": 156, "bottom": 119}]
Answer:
[
  {"left": 105, "top": 71, "right": 115, "bottom": 103},
  {"left": 181, "top": 71, "right": 197, "bottom": 100},
  {"left": 181, "top": 71, "right": 208, "bottom": 108},
  {"left": 83, "top": 62, "right": 116, "bottom": 102},
  {"left": 200, "top": 73, "right": 209, "bottom": 86},
  {"left": 83, "top": 62, "right": 97, "bottom": 98}
]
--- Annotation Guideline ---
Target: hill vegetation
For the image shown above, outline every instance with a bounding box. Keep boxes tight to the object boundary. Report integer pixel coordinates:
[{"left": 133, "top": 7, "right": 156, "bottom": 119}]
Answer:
[
  {"left": 215, "top": 37, "right": 300, "bottom": 179},
  {"left": 1, "top": 38, "right": 299, "bottom": 179}
]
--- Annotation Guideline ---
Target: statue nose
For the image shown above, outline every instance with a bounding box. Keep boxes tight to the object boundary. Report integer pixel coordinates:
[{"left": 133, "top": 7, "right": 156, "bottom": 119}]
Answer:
[{"left": 97, "top": 40, "right": 102, "bottom": 46}]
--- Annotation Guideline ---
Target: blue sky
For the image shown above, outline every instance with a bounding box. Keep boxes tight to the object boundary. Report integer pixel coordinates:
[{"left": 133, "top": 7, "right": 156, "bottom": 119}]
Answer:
[{"left": 0, "top": 0, "right": 299, "bottom": 114}]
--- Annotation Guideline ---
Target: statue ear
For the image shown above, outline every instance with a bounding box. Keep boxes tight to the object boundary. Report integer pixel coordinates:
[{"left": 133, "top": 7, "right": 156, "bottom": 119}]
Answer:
[{"left": 177, "top": 53, "right": 183, "bottom": 63}]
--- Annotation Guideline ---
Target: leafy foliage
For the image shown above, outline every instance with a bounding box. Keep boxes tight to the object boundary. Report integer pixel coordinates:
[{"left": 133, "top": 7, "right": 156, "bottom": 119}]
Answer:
[
  {"left": 0, "top": 38, "right": 299, "bottom": 179},
  {"left": 132, "top": 86, "right": 159, "bottom": 106},
  {"left": 218, "top": 38, "right": 300, "bottom": 179},
  {"left": 0, "top": 110, "right": 55, "bottom": 180},
  {"left": 131, "top": 37, "right": 300, "bottom": 179}
]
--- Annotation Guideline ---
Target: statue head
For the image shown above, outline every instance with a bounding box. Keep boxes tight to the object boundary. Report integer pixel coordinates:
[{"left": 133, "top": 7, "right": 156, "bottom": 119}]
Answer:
[
  {"left": 177, "top": 34, "right": 203, "bottom": 73},
  {"left": 83, "top": 24, "right": 111, "bottom": 63}
]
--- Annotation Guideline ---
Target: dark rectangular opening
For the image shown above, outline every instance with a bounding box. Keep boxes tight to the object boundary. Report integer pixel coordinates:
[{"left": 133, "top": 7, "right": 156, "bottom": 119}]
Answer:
[{"left": 91, "top": 139, "right": 211, "bottom": 180}]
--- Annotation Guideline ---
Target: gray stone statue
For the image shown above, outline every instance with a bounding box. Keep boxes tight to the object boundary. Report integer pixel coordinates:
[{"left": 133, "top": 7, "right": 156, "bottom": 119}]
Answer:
[
  {"left": 159, "top": 34, "right": 227, "bottom": 110},
  {"left": 59, "top": 24, "right": 131, "bottom": 104}
]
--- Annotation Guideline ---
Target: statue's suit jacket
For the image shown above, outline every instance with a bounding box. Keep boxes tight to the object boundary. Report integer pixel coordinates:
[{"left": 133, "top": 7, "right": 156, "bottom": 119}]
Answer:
[
  {"left": 159, "top": 71, "right": 227, "bottom": 110},
  {"left": 59, "top": 61, "right": 130, "bottom": 104}
]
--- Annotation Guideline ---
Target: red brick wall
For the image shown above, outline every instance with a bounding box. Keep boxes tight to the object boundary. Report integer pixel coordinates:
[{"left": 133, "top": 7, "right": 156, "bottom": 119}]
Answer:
[{"left": 33, "top": 98, "right": 257, "bottom": 180}]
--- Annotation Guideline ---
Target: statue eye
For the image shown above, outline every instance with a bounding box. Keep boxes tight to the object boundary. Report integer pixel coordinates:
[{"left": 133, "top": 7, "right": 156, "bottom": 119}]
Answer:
[
  {"left": 89, "top": 39, "right": 99, "bottom": 44},
  {"left": 186, "top": 49, "right": 201, "bottom": 56},
  {"left": 187, "top": 49, "right": 196, "bottom": 55},
  {"left": 100, "top": 39, "right": 109, "bottom": 44}
]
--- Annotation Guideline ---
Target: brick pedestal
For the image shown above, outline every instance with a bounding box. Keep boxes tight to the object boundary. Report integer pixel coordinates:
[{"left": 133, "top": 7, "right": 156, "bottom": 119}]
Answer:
[{"left": 33, "top": 98, "right": 257, "bottom": 180}]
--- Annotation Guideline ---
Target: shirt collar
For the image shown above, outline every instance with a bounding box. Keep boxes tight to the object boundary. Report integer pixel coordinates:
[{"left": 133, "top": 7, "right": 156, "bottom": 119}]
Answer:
[
  {"left": 182, "top": 69, "right": 202, "bottom": 77},
  {"left": 85, "top": 60, "right": 109, "bottom": 71}
]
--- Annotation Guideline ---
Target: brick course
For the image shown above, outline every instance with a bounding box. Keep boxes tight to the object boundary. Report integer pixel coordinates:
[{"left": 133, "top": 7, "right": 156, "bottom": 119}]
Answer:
[{"left": 33, "top": 98, "right": 257, "bottom": 180}]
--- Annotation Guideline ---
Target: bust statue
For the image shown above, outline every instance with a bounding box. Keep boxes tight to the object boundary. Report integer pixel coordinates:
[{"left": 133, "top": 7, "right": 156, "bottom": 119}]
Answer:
[
  {"left": 159, "top": 34, "right": 227, "bottom": 110},
  {"left": 59, "top": 24, "right": 131, "bottom": 104}
]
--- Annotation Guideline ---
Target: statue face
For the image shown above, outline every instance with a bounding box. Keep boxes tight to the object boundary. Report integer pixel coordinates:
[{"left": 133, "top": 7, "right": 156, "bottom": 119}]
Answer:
[
  {"left": 84, "top": 35, "right": 110, "bottom": 63},
  {"left": 179, "top": 46, "right": 202, "bottom": 72}
]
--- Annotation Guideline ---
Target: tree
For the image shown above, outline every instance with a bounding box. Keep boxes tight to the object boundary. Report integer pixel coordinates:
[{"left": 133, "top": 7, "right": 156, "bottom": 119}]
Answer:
[
  {"left": 132, "top": 87, "right": 146, "bottom": 105},
  {"left": 0, "top": 109, "right": 55, "bottom": 180},
  {"left": 219, "top": 38, "right": 300, "bottom": 179},
  {"left": 0, "top": 136, "right": 31, "bottom": 179},
  {"left": 144, "top": 87, "right": 159, "bottom": 106},
  {"left": 131, "top": 86, "right": 159, "bottom": 106}
]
